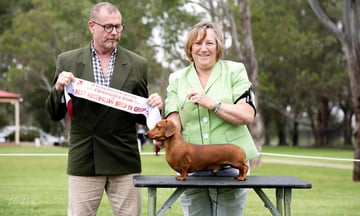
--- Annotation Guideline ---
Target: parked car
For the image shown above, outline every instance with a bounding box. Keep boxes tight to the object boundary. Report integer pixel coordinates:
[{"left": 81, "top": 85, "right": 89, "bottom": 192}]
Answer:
[
  {"left": 0, "top": 125, "right": 65, "bottom": 146},
  {"left": 0, "top": 125, "right": 16, "bottom": 142},
  {"left": 39, "top": 132, "right": 65, "bottom": 146}
]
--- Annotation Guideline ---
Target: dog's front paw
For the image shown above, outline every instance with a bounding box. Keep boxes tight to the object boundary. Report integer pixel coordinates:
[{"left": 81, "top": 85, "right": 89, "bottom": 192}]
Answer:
[
  {"left": 235, "top": 175, "right": 246, "bottom": 181},
  {"left": 176, "top": 176, "right": 187, "bottom": 181}
]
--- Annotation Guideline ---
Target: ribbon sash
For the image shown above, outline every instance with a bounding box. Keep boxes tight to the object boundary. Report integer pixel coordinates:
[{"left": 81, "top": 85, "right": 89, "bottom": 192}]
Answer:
[{"left": 64, "top": 78, "right": 161, "bottom": 129}]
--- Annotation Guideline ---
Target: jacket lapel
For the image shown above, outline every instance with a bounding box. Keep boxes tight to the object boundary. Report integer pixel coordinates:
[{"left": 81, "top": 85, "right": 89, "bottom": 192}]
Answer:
[
  {"left": 186, "top": 62, "right": 221, "bottom": 93},
  {"left": 109, "top": 47, "right": 131, "bottom": 89},
  {"left": 186, "top": 65, "right": 202, "bottom": 89},
  {"left": 75, "top": 44, "right": 94, "bottom": 82},
  {"left": 203, "top": 62, "right": 221, "bottom": 93}
]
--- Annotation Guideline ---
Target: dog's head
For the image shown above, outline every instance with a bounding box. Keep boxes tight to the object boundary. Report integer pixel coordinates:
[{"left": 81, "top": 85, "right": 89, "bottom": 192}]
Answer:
[{"left": 145, "top": 119, "right": 177, "bottom": 141}]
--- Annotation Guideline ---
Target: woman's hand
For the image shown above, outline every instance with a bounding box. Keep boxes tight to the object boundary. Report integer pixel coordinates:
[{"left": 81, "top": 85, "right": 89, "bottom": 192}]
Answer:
[
  {"left": 187, "top": 89, "right": 215, "bottom": 110},
  {"left": 147, "top": 93, "right": 163, "bottom": 110}
]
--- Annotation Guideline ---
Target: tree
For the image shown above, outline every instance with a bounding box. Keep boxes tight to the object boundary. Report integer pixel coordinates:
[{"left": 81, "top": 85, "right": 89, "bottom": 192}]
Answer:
[
  {"left": 0, "top": 0, "right": 93, "bottom": 143},
  {"left": 252, "top": 0, "right": 349, "bottom": 148},
  {"left": 307, "top": 0, "right": 360, "bottom": 181}
]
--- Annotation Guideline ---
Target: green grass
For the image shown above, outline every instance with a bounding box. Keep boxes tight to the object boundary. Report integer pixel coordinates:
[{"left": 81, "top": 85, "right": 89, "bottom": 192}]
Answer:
[{"left": 0, "top": 144, "right": 359, "bottom": 215}]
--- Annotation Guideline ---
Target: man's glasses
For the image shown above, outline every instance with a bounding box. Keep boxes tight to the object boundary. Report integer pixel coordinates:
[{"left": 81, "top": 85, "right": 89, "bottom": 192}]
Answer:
[{"left": 91, "top": 20, "right": 125, "bottom": 33}]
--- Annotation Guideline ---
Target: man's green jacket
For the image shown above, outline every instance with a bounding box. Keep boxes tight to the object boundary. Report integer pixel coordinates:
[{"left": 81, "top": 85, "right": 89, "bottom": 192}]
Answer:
[{"left": 45, "top": 43, "right": 148, "bottom": 176}]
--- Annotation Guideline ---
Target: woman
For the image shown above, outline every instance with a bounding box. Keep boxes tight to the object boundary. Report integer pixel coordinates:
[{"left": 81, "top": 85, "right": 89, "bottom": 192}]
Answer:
[{"left": 164, "top": 21, "right": 259, "bottom": 216}]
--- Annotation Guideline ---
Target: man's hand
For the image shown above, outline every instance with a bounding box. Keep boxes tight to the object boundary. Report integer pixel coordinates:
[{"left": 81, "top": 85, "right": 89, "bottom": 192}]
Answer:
[{"left": 55, "top": 71, "right": 75, "bottom": 93}]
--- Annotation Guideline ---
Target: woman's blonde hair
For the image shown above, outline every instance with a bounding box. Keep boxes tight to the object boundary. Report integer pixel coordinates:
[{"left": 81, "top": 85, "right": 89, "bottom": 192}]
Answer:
[{"left": 184, "top": 21, "right": 224, "bottom": 61}]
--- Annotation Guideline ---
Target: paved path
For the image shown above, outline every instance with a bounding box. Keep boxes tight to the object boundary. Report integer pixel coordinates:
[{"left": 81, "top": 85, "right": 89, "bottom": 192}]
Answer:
[{"left": 262, "top": 158, "right": 353, "bottom": 170}]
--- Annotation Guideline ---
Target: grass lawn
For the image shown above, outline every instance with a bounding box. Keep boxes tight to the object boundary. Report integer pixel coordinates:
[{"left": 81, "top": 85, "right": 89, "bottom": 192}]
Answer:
[{"left": 0, "top": 144, "right": 358, "bottom": 215}]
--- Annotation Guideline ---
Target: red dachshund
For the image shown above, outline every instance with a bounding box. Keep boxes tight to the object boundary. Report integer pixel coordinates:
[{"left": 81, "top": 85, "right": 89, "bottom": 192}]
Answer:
[{"left": 146, "top": 119, "right": 248, "bottom": 181}]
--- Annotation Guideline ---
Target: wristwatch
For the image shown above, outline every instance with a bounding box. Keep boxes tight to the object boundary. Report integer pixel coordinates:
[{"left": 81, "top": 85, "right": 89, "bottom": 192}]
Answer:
[{"left": 212, "top": 101, "right": 222, "bottom": 113}]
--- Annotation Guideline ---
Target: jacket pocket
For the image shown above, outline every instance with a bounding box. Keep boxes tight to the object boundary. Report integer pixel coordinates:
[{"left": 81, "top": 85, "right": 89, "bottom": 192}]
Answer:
[{"left": 224, "top": 129, "right": 246, "bottom": 143}]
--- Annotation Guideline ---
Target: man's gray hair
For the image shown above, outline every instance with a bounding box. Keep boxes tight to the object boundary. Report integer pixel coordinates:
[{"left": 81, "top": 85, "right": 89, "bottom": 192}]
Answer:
[{"left": 90, "top": 2, "right": 120, "bottom": 20}]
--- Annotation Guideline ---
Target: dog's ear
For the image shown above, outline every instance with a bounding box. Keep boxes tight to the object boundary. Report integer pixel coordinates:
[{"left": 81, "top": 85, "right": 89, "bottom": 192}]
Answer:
[{"left": 164, "top": 119, "right": 176, "bottom": 137}]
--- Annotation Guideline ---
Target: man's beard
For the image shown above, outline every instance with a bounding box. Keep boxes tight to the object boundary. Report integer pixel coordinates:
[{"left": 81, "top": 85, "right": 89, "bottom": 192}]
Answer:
[{"left": 104, "top": 38, "right": 119, "bottom": 49}]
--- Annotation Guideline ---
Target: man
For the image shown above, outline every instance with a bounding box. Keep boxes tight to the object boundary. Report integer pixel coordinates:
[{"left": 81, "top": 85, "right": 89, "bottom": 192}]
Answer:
[{"left": 45, "top": 2, "right": 162, "bottom": 216}]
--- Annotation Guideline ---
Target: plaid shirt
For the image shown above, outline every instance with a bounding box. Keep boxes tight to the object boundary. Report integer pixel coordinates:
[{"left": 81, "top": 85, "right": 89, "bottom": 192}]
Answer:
[{"left": 90, "top": 42, "right": 117, "bottom": 86}]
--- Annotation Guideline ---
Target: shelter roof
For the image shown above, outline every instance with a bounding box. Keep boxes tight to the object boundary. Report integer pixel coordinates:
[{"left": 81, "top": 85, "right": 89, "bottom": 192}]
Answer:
[{"left": 0, "top": 90, "right": 22, "bottom": 99}]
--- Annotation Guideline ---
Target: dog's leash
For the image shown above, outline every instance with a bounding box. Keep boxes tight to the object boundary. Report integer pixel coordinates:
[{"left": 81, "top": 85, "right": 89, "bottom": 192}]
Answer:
[
  {"left": 154, "top": 95, "right": 205, "bottom": 155},
  {"left": 196, "top": 105, "right": 204, "bottom": 144},
  {"left": 180, "top": 96, "right": 204, "bottom": 145},
  {"left": 180, "top": 95, "right": 188, "bottom": 110}
]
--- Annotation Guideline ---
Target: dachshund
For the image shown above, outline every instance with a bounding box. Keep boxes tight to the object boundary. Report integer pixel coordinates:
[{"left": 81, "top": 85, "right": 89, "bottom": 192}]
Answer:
[{"left": 146, "top": 119, "right": 248, "bottom": 181}]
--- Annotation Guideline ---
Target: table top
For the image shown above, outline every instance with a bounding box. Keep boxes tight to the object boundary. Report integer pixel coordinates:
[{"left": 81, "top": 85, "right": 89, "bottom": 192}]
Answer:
[{"left": 133, "top": 175, "right": 312, "bottom": 189}]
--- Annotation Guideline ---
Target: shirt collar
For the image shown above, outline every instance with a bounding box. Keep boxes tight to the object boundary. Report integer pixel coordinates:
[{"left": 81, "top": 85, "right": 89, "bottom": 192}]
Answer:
[{"left": 90, "top": 41, "right": 118, "bottom": 57}]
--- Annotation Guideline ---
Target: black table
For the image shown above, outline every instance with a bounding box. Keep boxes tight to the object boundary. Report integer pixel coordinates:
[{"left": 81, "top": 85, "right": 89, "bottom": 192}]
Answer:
[{"left": 133, "top": 175, "right": 312, "bottom": 216}]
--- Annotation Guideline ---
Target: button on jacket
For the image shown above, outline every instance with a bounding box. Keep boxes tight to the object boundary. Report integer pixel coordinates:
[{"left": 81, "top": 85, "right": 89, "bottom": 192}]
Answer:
[
  {"left": 165, "top": 60, "right": 259, "bottom": 160},
  {"left": 45, "top": 43, "right": 148, "bottom": 176}
]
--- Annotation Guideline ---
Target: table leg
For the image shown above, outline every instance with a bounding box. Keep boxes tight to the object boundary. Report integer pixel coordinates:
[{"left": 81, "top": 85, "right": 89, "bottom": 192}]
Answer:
[
  {"left": 276, "top": 188, "right": 284, "bottom": 215},
  {"left": 148, "top": 187, "right": 157, "bottom": 216},
  {"left": 157, "top": 188, "right": 185, "bottom": 216},
  {"left": 284, "top": 188, "right": 292, "bottom": 216},
  {"left": 253, "top": 188, "right": 281, "bottom": 216}
]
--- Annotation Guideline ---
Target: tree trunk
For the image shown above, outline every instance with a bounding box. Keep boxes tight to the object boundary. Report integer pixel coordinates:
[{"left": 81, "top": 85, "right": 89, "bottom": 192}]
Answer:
[
  {"left": 276, "top": 116, "right": 287, "bottom": 146},
  {"left": 277, "top": 129, "right": 287, "bottom": 146},
  {"left": 292, "top": 122, "right": 299, "bottom": 146},
  {"left": 307, "top": 107, "right": 318, "bottom": 146},
  {"left": 349, "top": 55, "right": 360, "bottom": 180},
  {"left": 341, "top": 0, "right": 360, "bottom": 181},
  {"left": 238, "top": 0, "right": 262, "bottom": 167},
  {"left": 317, "top": 96, "right": 330, "bottom": 147},
  {"left": 262, "top": 112, "right": 271, "bottom": 146},
  {"left": 342, "top": 108, "right": 353, "bottom": 146},
  {"left": 339, "top": 90, "right": 354, "bottom": 146}
]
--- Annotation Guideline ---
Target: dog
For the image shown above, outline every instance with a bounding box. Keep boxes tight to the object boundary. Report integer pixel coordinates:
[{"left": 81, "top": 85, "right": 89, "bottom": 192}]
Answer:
[{"left": 145, "top": 119, "right": 248, "bottom": 181}]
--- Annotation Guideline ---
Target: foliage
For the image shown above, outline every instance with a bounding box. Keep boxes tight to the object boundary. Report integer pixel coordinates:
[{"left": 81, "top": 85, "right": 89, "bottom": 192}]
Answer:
[
  {"left": 306, "top": 0, "right": 360, "bottom": 180},
  {"left": 0, "top": 0, "right": 93, "bottom": 132},
  {"left": 251, "top": 0, "right": 348, "bottom": 146}
]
